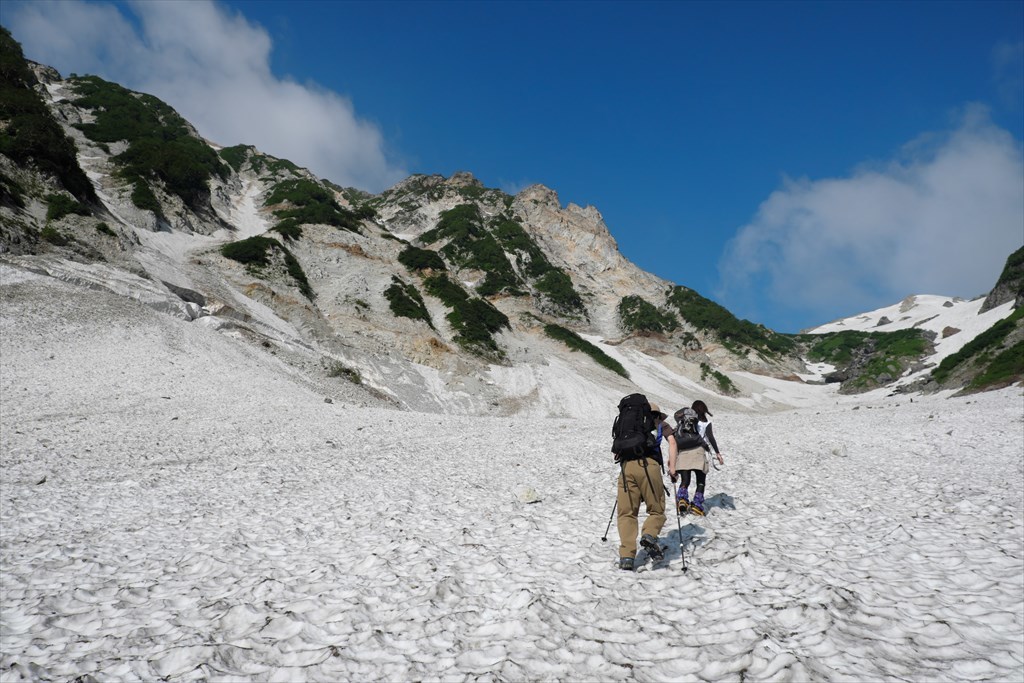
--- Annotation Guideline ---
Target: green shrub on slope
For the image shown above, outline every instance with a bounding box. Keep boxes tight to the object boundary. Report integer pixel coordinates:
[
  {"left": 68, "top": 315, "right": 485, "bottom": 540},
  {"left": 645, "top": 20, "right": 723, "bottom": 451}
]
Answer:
[
  {"left": 619, "top": 295, "right": 678, "bottom": 334},
  {"left": 544, "top": 324, "right": 628, "bottom": 378},
  {"left": 384, "top": 277, "right": 433, "bottom": 327},
  {"left": 933, "top": 307, "right": 1024, "bottom": 385},
  {"left": 70, "top": 75, "right": 226, "bottom": 210},
  {"left": 264, "top": 178, "right": 361, "bottom": 234},
  {"left": 221, "top": 235, "right": 313, "bottom": 300},
  {"left": 0, "top": 29, "right": 96, "bottom": 203},
  {"left": 668, "top": 286, "right": 794, "bottom": 355}
]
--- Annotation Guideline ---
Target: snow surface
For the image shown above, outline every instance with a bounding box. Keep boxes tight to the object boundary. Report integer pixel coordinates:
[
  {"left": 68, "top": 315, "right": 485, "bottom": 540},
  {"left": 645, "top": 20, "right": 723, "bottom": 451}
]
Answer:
[
  {"left": 2, "top": 268, "right": 1023, "bottom": 681},
  {"left": 807, "top": 295, "right": 1017, "bottom": 385}
]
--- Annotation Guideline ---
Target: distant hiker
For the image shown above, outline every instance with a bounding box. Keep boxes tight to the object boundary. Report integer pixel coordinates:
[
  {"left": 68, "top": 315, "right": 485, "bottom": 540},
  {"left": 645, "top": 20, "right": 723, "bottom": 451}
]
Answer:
[
  {"left": 610, "top": 394, "right": 667, "bottom": 571},
  {"left": 668, "top": 403, "right": 709, "bottom": 516}
]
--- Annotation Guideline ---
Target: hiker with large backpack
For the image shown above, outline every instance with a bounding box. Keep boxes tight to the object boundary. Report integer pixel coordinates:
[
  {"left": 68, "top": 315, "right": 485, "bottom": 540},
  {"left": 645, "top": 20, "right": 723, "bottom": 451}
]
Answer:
[
  {"left": 668, "top": 403, "right": 712, "bottom": 515},
  {"left": 610, "top": 394, "right": 667, "bottom": 571}
]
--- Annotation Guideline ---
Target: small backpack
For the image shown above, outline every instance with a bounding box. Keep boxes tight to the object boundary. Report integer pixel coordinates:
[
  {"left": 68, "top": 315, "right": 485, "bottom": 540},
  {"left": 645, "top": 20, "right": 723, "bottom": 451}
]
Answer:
[
  {"left": 611, "top": 393, "right": 655, "bottom": 459},
  {"left": 673, "top": 407, "right": 705, "bottom": 451}
]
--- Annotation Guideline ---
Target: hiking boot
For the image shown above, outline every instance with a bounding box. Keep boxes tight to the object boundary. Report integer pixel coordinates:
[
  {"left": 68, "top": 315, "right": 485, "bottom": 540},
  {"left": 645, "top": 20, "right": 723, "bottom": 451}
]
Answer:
[
  {"left": 619, "top": 557, "right": 635, "bottom": 571},
  {"left": 676, "top": 488, "right": 690, "bottom": 514},
  {"left": 691, "top": 492, "right": 705, "bottom": 516},
  {"left": 640, "top": 534, "right": 664, "bottom": 562}
]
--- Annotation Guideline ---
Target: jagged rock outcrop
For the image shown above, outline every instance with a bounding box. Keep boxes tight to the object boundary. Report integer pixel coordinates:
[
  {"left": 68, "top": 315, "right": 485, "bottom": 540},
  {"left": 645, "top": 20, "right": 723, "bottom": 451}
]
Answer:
[{"left": 981, "top": 245, "right": 1024, "bottom": 313}]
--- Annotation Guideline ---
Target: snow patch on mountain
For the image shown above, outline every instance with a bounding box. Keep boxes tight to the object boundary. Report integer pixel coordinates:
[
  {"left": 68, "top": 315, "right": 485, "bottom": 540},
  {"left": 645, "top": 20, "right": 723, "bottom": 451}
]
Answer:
[{"left": 807, "top": 294, "right": 1018, "bottom": 381}]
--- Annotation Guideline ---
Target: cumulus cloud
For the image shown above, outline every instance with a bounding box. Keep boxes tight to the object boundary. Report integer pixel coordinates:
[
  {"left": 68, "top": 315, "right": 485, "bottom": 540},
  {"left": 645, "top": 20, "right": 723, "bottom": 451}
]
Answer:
[
  {"left": 719, "top": 106, "right": 1024, "bottom": 330},
  {"left": 6, "top": 0, "right": 406, "bottom": 191}
]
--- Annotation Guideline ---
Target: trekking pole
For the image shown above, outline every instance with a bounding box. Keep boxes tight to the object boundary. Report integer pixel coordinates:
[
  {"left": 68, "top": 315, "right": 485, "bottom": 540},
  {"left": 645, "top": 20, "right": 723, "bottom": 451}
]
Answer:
[
  {"left": 601, "top": 500, "right": 617, "bottom": 542},
  {"left": 673, "top": 481, "right": 687, "bottom": 573}
]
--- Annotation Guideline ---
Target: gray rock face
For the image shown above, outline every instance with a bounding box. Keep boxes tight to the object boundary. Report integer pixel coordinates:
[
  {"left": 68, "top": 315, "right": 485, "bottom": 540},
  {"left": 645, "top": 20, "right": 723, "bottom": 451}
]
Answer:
[
  {"left": 980, "top": 247, "right": 1024, "bottom": 313},
  {"left": 0, "top": 66, "right": 822, "bottom": 416}
]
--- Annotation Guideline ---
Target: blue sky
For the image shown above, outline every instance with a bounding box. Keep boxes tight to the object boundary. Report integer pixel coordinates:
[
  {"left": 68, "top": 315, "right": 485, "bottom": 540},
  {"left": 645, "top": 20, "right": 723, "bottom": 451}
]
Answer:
[{"left": 4, "top": 0, "right": 1023, "bottom": 332}]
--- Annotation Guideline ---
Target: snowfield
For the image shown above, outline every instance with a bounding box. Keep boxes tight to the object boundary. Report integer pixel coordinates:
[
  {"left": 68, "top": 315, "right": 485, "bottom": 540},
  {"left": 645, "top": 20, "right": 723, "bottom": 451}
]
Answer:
[{"left": 2, "top": 266, "right": 1023, "bottom": 682}]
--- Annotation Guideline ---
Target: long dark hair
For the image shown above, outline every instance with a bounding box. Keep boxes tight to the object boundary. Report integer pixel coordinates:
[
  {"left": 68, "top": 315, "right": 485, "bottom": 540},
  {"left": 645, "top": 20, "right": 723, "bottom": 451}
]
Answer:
[{"left": 691, "top": 400, "right": 712, "bottom": 422}]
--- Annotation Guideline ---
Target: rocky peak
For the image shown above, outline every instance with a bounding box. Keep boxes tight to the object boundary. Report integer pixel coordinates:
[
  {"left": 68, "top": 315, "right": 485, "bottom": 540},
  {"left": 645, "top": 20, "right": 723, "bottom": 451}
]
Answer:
[
  {"left": 566, "top": 202, "right": 604, "bottom": 224},
  {"left": 447, "top": 171, "right": 482, "bottom": 188},
  {"left": 516, "top": 184, "right": 561, "bottom": 209},
  {"left": 388, "top": 174, "right": 446, "bottom": 194}
]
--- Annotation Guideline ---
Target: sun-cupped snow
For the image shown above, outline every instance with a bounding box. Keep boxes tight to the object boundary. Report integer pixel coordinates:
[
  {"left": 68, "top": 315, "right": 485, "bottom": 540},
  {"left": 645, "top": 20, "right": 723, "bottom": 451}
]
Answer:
[{"left": 3, "top": 267, "right": 1021, "bottom": 682}]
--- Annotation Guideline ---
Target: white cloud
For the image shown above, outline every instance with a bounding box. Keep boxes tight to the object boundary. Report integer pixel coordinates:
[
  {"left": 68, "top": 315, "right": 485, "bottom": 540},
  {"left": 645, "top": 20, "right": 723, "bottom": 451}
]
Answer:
[
  {"left": 499, "top": 178, "right": 537, "bottom": 196},
  {"left": 6, "top": 0, "right": 406, "bottom": 192},
  {"left": 719, "top": 106, "right": 1024, "bottom": 328},
  {"left": 992, "top": 41, "right": 1024, "bottom": 110}
]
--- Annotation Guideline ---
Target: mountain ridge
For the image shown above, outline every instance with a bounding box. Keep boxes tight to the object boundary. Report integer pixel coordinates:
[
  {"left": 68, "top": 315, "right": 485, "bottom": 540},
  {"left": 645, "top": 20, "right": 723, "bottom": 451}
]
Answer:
[{"left": 1, "top": 37, "right": 1020, "bottom": 413}]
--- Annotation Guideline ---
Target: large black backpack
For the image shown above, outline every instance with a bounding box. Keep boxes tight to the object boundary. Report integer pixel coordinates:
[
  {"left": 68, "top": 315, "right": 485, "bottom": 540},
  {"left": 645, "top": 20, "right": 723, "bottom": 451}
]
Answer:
[
  {"left": 611, "top": 393, "right": 655, "bottom": 459},
  {"left": 673, "top": 407, "right": 705, "bottom": 451}
]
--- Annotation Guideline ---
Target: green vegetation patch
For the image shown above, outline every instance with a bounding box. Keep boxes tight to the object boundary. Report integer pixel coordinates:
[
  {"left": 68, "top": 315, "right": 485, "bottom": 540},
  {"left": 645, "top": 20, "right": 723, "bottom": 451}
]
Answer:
[
  {"left": 456, "top": 184, "right": 485, "bottom": 200},
  {"left": 130, "top": 179, "right": 161, "bottom": 213},
  {"left": 259, "top": 156, "right": 300, "bottom": 175},
  {"left": 45, "top": 193, "right": 90, "bottom": 222},
  {"left": 417, "top": 204, "right": 581, "bottom": 308},
  {"left": 668, "top": 286, "right": 795, "bottom": 355},
  {"left": 544, "top": 324, "right": 628, "bottom": 378},
  {"left": 802, "top": 327, "right": 930, "bottom": 390},
  {"left": 491, "top": 217, "right": 550, "bottom": 277},
  {"left": 421, "top": 204, "right": 523, "bottom": 296},
  {"left": 384, "top": 277, "right": 433, "bottom": 327},
  {"left": 850, "top": 357, "right": 907, "bottom": 389},
  {"left": 0, "top": 28, "right": 96, "bottom": 203},
  {"left": 223, "top": 146, "right": 308, "bottom": 179},
  {"left": 220, "top": 235, "right": 313, "bottom": 300},
  {"left": 69, "top": 75, "right": 226, "bottom": 210},
  {"left": 39, "top": 226, "right": 69, "bottom": 246},
  {"left": 446, "top": 297, "right": 510, "bottom": 357},
  {"left": 219, "top": 145, "right": 250, "bottom": 173},
  {"left": 932, "top": 307, "right": 1024, "bottom": 385},
  {"left": 535, "top": 270, "right": 584, "bottom": 313},
  {"left": 968, "top": 339, "right": 1024, "bottom": 390},
  {"left": 423, "top": 274, "right": 469, "bottom": 307},
  {"left": 264, "top": 178, "right": 361, "bottom": 234},
  {"left": 490, "top": 215, "right": 585, "bottom": 313},
  {"left": 805, "top": 328, "right": 927, "bottom": 365},
  {"left": 700, "top": 362, "right": 738, "bottom": 395},
  {"left": 221, "top": 235, "right": 278, "bottom": 266},
  {"left": 422, "top": 273, "right": 508, "bottom": 358},
  {"left": 618, "top": 295, "right": 679, "bottom": 334},
  {"left": 271, "top": 223, "right": 303, "bottom": 241},
  {"left": 398, "top": 246, "right": 446, "bottom": 272}
]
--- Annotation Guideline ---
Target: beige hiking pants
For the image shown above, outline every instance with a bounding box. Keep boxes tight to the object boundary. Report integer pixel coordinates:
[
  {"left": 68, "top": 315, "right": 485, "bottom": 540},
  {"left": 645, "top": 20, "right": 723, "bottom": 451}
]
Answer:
[{"left": 616, "top": 457, "right": 666, "bottom": 559}]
